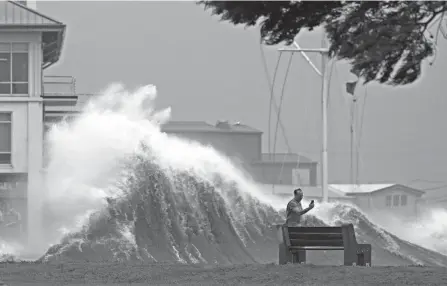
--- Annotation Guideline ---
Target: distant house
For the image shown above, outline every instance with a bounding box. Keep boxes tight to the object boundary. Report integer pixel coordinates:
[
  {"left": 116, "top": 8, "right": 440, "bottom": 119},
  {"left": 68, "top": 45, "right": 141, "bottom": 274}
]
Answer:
[
  {"left": 331, "top": 184, "right": 425, "bottom": 219},
  {"left": 262, "top": 183, "right": 426, "bottom": 219}
]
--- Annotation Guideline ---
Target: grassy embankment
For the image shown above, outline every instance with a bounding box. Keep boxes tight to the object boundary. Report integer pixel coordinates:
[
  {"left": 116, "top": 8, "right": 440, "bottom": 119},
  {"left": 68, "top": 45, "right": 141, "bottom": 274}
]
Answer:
[{"left": 0, "top": 262, "right": 446, "bottom": 285}]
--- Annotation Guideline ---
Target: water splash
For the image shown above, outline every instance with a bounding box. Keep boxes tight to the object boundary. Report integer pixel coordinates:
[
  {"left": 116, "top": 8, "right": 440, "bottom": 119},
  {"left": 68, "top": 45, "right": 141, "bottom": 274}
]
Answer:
[
  {"left": 369, "top": 207, "right": 447, "bottom": 256},
  {"left": 2, "top": 83, "right": 447, "bottom": 266}
]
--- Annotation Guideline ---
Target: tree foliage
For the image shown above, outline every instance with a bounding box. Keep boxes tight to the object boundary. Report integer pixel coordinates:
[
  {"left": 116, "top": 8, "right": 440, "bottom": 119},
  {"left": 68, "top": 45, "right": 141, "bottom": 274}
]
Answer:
[{"left": 198, "top": 1, "right": 447, "bottom": 86}]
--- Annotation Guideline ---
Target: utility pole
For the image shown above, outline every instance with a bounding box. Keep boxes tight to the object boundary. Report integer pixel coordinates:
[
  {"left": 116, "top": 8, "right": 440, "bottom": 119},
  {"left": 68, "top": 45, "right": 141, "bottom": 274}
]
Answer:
[
  {"left": 278, "top": 44, "right": 330, "bottom": 202},
  {"left": 350, "top": 97, "right": 357, "bottom": 185}
]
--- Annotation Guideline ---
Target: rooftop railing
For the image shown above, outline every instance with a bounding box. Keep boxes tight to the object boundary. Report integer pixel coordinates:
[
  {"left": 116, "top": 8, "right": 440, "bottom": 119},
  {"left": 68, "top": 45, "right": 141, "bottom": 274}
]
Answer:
[{"left": 42, "top": 75, "right": 76, "bottom": 96}]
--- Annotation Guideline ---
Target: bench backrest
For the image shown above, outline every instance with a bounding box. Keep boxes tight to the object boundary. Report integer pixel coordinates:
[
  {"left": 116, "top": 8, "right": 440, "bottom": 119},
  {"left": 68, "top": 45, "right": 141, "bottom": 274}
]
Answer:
[
  {"left": 284, "top": 226, "right": 344, "bottom": 248},
  {"left": 278, "top": 223, "right": 358, "bottom": 249}
]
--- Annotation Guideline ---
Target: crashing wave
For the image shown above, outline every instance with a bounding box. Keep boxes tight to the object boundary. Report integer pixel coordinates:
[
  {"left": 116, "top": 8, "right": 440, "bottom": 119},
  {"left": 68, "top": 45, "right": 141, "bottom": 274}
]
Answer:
[
  {"left": 40, "top": 150, "right": 447, "bottom": 266},
  {"left": 17, "top": 83, "right": 447, "bottom": 267},
  {"left": 41, "top": 150, "right": 283, "bottom": 264}
]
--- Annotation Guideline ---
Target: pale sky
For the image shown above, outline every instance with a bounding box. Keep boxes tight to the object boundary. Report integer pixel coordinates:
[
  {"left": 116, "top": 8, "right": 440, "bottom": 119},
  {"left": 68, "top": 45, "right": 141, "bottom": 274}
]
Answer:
[{"left": 38, "top": 1, "right": 447, "bottom": 185}]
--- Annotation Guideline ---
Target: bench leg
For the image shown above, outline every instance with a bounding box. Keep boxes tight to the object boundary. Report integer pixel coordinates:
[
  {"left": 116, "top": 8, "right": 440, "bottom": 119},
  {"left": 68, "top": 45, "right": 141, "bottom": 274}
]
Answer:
[
  {"left": 344, "top": 244, "right": 372, "bottom": 266},
  {"left": 356, "top": 244, "right": 372, "bottom": 266},
  {"left": 293, "top": 249, "right": 306, "bottom": 264},
  {"left": 278, "top": 243, "right": 306, "bottom": 264},
  {"left": 278, "top": 242, "right": 294, "bottom": 265},
  {"left": 343, "top": 246, "right": 357, "bottom": 266}
]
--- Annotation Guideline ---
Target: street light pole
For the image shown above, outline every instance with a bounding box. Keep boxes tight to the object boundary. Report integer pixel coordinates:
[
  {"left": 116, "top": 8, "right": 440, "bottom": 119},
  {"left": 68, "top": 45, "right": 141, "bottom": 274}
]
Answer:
[
  {"left": 278, "top": 44, "right": 330, "bottom": 202},
  {"left": 320, "top": 47, "right": 330, "bottom": 203}
]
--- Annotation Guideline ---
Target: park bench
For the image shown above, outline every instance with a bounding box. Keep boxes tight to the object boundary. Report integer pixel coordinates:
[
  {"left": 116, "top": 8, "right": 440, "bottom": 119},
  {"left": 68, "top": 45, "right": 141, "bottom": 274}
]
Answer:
[{"left": 276, "top": 223, "right": 371, "bottom": 266}]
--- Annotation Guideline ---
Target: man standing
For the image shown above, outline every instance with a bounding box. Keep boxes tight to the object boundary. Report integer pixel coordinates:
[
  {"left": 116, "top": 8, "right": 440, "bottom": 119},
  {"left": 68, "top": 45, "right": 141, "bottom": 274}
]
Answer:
[
  {"left": 286, "top": 188, "right": 314, "bottom": 227},
  {"left": 279, "top": 188, "right": 315, "bottom": 264}
]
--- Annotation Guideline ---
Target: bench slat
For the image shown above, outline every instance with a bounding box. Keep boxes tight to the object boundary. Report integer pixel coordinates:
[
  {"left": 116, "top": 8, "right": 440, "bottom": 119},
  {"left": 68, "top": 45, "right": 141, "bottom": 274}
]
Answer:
[
  {"left": 290, "top": 246, "right": 345, "bottom": 251},
  {"left": 287, "top": 227, "right": 343, "bottom": 234},
  {"left": 290, "top": 239, "right": 344, "bottom": 247},
  {"left": 288, "top": 233, "right": 343, "bottom": 240}
]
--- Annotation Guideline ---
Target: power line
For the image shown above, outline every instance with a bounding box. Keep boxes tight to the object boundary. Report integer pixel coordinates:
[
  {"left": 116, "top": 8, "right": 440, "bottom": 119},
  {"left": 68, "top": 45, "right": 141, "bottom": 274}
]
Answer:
[
  {"left": 272, "top": 53, "right": 294, "bottom": 160},
  {"left": 259, "top": 42, "right": 298, "bottom": 192},
  {"left": 260, "top": 44, "right": 284, "bottom": 155},
  {"left": 259, "top": 44, "right": 293, "bottom": 154},
  {"left": 260, "top": 44, "right": 316, "bottom": 189},
  {"left": 356, "top": 84, "right": 369, "bottom": 184},
  {"left": 326, "top": 59, "right": 336, "bottom": 110},
  {"left": 273, "top": 54, "right": 296, "bottom": 186},
  {"left": 266, "top": 50, "right": 336, "bottom": 188}
]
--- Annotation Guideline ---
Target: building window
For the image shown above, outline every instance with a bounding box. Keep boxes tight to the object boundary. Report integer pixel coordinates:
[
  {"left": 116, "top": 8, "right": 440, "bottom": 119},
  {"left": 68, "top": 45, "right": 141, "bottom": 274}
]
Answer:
[
  {"left": 0, "top": 43, "right": 29, "bottom": 95},
  {"left": 401, "top": 195, "right": 407, "bottom": 206},
  {"left": 386, "top": 195, "right": 391, "bottom": 207},
  {"left": 0, "top": 113, "right": 12, "bottom": 164},
  {"left": 393, "top": 195, "right": 400, "bottom": 206}
]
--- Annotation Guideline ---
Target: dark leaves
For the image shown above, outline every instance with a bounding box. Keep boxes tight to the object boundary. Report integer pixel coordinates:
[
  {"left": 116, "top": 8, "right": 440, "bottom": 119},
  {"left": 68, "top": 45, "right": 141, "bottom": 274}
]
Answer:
[{"left": 198, "top": 1, "right": 447, "bottom": 86}]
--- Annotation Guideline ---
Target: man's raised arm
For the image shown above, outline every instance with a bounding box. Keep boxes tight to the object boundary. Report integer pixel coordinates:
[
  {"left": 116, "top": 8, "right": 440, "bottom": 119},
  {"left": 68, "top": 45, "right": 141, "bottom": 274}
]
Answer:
[
  {"left": 290, "top": 200, "right": 314, "bottom": 216},
  {"left": 292, "top": 205, "right": 312, "bottom": 216}
]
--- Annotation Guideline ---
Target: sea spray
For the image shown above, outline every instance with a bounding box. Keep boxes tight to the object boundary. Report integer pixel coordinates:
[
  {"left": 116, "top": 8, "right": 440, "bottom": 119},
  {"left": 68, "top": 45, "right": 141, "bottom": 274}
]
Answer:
[
  {"left": 368, "top": 207, "right": 447, "bottom": 257},
  {"left": 1, "top": 83, "right": 445, "bottom": 266}
]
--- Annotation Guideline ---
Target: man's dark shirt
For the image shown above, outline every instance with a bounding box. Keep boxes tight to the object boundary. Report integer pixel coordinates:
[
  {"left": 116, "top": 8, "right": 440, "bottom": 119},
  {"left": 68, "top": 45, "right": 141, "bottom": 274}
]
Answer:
[{"left": 286, "top": 198, "right": 303, "bottom": 227}]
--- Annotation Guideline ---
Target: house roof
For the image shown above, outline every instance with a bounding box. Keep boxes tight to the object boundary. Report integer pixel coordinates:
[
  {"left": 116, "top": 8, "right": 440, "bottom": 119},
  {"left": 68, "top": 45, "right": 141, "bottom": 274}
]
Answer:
[
  {"left": 0, "top": 1, "right": 63, "bottom": 26},
  {"left": 258, "top": 184, "right": 353, "bottom": 199},
  {"left": 330, "top": 184, "right": 395, "bottom": 194},
  {"left": 332, "top": 184, "right": 425, "bottom": 197},
  {"left": 1, "top": 1, "right": 66, "bottom": 68}
]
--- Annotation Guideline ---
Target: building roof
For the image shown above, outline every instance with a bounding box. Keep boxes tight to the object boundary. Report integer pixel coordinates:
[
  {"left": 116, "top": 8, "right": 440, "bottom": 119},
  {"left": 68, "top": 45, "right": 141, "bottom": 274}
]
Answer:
[
  {"left": 1, "top": 1, "right": 62, "bottom": 26},
  {"left": 331, "top": 183, "right": 425, "bottom": 197},
  {"left": 1, "top": 1, "right": 66, "bottom": 68},
  {"left": 161, "top": 120, "right": 262, "bottom": 134},
  {"left": 330, "top": 184, "right": 394, "bottom": 194},
  {"left": 258, "top": 184, "right": 353, "bottom": 199}
]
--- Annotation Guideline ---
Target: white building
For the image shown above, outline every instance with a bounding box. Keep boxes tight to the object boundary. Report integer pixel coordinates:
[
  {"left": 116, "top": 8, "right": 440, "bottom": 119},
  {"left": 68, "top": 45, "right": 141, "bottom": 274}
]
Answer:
[
  {"left": 264, "top": 183, "right": 426, "bottom": 219},
  {"left": 330, "top": 184, "right": 425, "bottom": 219},
  {"left": 0, "top": 1, "right": 75, "bottom": 247}
]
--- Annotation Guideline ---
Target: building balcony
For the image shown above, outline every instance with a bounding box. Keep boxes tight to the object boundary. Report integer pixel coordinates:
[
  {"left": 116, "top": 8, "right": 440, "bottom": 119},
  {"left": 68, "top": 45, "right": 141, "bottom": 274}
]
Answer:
[{"left": 42, "top": 75, "right": 78, "bottom": 107}]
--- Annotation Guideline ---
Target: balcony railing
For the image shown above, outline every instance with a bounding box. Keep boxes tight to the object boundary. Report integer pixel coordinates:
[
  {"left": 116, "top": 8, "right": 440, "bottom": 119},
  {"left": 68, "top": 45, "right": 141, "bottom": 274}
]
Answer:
[
  {"left": 42, "top": 75, "right": 78, "bottom": 107},
  {"left": 43, "top": 75, "right": 76, "bottom": 96}
]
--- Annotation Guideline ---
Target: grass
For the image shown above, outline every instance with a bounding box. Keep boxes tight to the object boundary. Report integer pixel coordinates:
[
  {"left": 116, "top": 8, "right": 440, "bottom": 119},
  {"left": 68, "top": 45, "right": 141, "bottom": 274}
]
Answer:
[{"left": 0, "top": 262, "right": 447, "bottom": 285}]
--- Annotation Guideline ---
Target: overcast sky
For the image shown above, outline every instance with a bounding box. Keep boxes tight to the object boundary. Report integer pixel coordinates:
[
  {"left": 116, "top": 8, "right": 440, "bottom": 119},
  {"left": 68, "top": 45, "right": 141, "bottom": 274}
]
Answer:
[{"left": 37, "top": 1, "right": 447, "bottom": 185}]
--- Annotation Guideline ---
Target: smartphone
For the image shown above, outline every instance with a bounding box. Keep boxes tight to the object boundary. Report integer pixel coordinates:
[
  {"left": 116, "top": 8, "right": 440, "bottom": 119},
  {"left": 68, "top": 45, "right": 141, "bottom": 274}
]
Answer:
[{"left": 311, "top": 200, "right": 314, "bottom": 204}]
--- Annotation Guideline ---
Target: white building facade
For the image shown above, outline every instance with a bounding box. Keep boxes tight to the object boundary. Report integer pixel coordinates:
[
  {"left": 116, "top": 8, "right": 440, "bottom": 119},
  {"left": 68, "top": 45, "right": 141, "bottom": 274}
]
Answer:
[{"left": 0, "top": 1, "right": 68, "bottom": 247}]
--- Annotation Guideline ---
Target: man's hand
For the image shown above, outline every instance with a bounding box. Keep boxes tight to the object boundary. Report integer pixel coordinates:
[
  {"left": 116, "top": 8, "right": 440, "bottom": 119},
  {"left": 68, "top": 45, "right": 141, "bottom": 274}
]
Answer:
[{"left": 308, "top": 201, "right": 315, "bottom": 210}]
